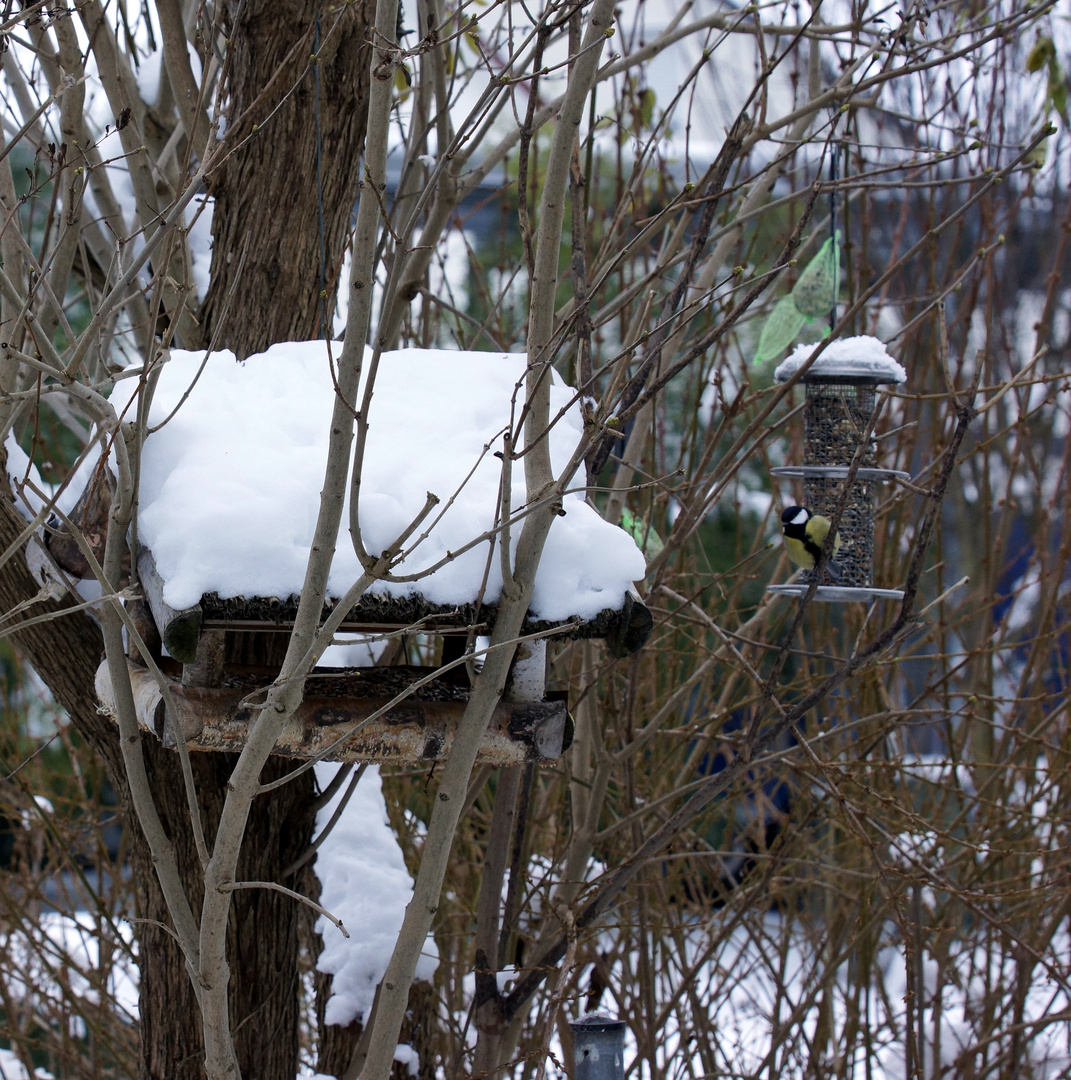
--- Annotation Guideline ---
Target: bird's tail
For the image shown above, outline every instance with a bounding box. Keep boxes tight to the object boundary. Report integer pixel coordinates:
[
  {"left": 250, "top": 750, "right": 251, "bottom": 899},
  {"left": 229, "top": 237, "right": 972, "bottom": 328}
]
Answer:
[{"left": 806, "top": 558, "right": 844, "bottom": 583}]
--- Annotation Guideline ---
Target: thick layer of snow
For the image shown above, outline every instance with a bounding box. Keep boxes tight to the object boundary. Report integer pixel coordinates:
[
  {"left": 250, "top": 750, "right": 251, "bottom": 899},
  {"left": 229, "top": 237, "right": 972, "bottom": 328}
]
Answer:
[
  {"left": 133, "top": 344, "right": 645, "bottom": 620},
  {"left": 774, "top": 335, "right": 908, "bottom": 384},
  {"left": 313, "top": 764, "right": 438, "bottom": 1027}
]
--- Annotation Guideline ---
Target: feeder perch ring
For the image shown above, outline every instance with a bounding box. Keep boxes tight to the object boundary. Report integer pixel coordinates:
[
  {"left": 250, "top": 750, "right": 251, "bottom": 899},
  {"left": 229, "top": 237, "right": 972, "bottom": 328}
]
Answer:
[
  {"left": 770, "top": 465, "right": 911, "bottom": 482},
  {"left": 766, "top": 584, "right": 906, "bottom": 603}
]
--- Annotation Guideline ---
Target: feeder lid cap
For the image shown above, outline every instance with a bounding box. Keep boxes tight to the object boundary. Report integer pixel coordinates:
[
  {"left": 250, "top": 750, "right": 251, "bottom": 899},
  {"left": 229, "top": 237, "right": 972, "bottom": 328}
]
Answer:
[
  {"left": 570, "top": 1012, "right": 627, "bottom": 1033},
  {"left": 774, "top": 335, "right": 907, "bottom": 385}
]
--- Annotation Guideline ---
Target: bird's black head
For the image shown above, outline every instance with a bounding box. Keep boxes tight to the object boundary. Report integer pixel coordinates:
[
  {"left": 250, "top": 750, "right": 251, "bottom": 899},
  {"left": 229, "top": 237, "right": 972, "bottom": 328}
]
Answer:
[{"left": 780, "top": 505, "right": 810, "bottom": 527}]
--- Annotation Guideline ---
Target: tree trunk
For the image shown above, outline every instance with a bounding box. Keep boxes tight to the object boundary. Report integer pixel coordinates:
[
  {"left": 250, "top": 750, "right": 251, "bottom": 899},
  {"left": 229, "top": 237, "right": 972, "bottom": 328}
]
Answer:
[
  {"left": 0, "top": 2, "right": 375, "bottom": 1077},
  {"left": 138, "top": 2, "right": 375, "bottom": 1076},
  {"left": 147, "top": 2, "right": 373, "bottom": 1074},
  {"left": 143, "top": 1, "right": 373, "bottom": 1075},
  {"left": 135, "top": 751, "right": 319, "bottom": 1080},
  {"left": 199, "top": 0, "right": 374, "bottom": 359}
]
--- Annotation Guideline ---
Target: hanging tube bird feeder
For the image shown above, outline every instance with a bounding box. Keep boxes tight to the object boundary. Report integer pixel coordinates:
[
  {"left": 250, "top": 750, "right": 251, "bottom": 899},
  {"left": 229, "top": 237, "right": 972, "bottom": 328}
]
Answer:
[{"left": 768, "top": 336, "right": 909, "bottom": 603}]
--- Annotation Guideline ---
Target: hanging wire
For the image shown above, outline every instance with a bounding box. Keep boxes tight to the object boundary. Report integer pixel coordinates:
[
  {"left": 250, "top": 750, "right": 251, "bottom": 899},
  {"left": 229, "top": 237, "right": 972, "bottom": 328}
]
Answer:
[
  {"left": 314, "top": 12, "right": 327, "bottom": 339},
  {"left": 829, "top": 140, "right": 840, "bottom": 332}
]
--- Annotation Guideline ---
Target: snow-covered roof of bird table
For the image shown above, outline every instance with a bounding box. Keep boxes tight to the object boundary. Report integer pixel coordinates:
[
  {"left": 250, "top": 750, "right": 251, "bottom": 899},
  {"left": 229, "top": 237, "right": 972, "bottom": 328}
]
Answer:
[{"left": 131, "top": 342, "right": 650, "bottom": 662}]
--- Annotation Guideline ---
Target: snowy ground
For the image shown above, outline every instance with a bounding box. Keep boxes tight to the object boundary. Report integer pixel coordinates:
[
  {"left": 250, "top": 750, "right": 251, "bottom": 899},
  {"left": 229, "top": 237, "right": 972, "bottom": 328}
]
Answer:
[
  {"left": 3, "top": 755, "right": 1068, "bottom": 1080},
  {"left": 4, "top": 903, "right": 1067, "bottom": 1079}
]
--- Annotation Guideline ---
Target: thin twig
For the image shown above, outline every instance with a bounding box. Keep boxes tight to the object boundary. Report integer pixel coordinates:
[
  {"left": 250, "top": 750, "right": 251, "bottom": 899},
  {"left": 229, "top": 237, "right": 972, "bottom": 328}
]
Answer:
[{"left": 218, "top": 880, "right": 349, "bottom": 938}]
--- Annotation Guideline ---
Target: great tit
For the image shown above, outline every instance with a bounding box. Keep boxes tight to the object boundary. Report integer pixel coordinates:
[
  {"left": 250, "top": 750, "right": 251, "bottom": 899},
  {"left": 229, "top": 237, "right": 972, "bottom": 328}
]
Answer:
[{"left": 780, "top": 505, "right": 842, "bottom": 581}]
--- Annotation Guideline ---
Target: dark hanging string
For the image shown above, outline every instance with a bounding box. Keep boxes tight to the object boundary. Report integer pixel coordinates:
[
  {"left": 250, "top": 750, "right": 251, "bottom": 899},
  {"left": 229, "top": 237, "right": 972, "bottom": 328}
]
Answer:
[
  {"left": 314, "top": 11, "right": 327, "bottom": 339},
  {"left": 829, "top": 140, "right": 840, "bottom": 332}
]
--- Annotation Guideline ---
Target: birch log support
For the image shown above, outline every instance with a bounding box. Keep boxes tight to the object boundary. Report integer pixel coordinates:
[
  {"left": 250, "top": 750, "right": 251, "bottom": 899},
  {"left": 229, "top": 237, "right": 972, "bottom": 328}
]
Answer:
[
  {"left": 181, "top": 629, "right": 226, "bottom": 688},
  {"left": 504, "top": 639, "right": 546, "bottom": 703},
  {"left": 137, "top": 548, "right": 203, "bottom": 664},
  {"left": 95, "top": 660, "right": 573, "bottom": 765}
]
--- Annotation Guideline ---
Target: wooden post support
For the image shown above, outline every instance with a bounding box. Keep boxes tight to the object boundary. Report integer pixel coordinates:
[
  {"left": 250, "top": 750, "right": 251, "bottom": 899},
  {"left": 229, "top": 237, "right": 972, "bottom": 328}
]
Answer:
[{"left": 137, "top": 548, "right": 203, "bottom": 664}]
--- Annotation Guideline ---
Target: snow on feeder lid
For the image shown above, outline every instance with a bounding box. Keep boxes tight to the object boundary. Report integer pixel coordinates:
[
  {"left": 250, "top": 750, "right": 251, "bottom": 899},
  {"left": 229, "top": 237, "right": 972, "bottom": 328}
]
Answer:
[
  {"left": 774, "top": 335, "right": 908, "bottom": 386},
  {"left": 769, "top": 335, "right": 909, "bottom": 604}
]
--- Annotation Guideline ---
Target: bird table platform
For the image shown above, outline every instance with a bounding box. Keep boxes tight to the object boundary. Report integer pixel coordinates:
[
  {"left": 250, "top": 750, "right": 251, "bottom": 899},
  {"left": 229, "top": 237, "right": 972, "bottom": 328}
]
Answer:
[{"left": 54, "top": 344, "right": 652, "bottom": 766}]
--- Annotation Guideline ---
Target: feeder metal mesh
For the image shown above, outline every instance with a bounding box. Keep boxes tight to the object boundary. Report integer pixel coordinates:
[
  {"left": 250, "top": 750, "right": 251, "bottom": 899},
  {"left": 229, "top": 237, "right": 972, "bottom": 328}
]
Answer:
[
  {"left": 802, "top": 380, "right": 879, "bottom": 588},
  {"left": 802, "top": 476, "right": 876, "bottom": 588},
  {"left": 804, "top": 381, "right": 878, "bottom": 467}
]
